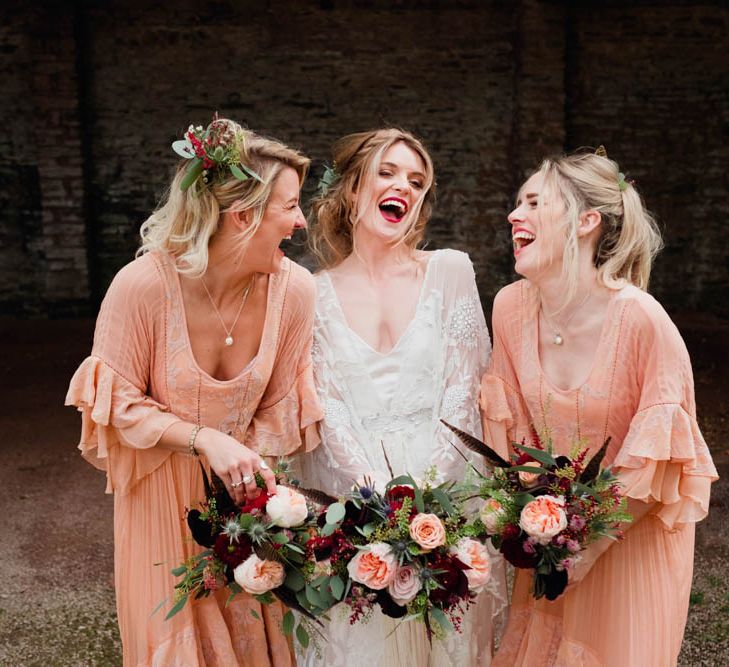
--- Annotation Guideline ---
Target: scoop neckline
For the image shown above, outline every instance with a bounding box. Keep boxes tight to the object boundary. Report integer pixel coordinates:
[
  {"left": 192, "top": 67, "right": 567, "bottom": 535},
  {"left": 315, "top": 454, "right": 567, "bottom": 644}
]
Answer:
[{"left": 169, "top": 255, "right": 279, "bottom": 385}]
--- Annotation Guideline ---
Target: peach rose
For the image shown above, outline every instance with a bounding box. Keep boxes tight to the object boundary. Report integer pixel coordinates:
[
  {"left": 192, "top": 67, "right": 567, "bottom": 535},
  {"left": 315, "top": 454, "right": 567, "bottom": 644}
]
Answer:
[
  {"left": 451, "top": 538, "right": 491, "bottom": 592},
  {"left": 519, "top": 495, "right": 567, "bottom": 545},
  {"left": 387, "top": 564, "right": 422, "bottom": 606},
  {"left": 266, "top": 485, "right": 308, "bottom": 528},
  {"left": 409, "top": 513, "right": 446, "bottom": 551},
  {"left": 479, "top": 498, "right": 506, "bottom": 534},
  {"left": 347, "top": 543, "right": 397, "bottom": 590},
  {"left": 233, "top": 554, "right": 285, "bottom": 595},
  {"left": 517, "top": 461, "right": 543, "bottom": 487}
]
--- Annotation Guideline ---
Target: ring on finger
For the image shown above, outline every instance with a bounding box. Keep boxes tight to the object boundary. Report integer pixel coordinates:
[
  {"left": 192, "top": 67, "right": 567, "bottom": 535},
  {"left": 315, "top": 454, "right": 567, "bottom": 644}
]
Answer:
[
  {"left": 259, "top": 460, "right": 270, "bottom": 471},
  {"left": 242, "top": 474, "right": 254, "bottom": 485},
  {"left": 231, "top": 480, "right": 243, "bottom": 488}
]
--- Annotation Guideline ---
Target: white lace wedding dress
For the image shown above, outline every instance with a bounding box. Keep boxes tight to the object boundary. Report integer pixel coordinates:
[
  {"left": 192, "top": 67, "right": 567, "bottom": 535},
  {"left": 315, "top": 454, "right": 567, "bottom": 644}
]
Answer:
[{"left": 295, "top": 249, "right": 508, "bottom": 667}]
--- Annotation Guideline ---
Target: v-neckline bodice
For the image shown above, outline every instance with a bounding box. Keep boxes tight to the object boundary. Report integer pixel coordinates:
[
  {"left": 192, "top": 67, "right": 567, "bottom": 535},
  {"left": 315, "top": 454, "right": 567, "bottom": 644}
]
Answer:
[{"left": 321, "top": 250, "right": 440, "bottom": 357}]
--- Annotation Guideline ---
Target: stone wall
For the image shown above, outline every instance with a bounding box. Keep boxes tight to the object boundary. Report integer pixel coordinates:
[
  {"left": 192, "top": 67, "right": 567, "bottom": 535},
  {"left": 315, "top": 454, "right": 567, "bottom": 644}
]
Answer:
[{"left": 2, "top": 0, "right": 727, "bottom": 316}]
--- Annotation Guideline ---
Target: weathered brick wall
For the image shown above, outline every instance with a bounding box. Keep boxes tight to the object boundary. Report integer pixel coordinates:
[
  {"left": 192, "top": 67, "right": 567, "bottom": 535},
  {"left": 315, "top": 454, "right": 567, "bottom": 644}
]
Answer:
[
  {"left": 567, "top": 2, "right": 728, "bottom": 314},
  {"left": 1, "top": 0, "right": 727, "bottom": 317}
]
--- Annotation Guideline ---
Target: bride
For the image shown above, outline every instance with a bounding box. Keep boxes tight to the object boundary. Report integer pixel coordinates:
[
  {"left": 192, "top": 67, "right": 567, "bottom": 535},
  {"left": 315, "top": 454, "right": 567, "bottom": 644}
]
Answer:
[{"left": 295, "top": 128, "right": 507, "bottom": 666}]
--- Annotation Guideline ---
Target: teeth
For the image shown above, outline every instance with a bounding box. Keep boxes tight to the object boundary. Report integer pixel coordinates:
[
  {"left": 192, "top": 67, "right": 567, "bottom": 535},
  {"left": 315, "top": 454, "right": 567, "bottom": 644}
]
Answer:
[
  {"left": 513, "top": 231, "right": 535, "bottom": 241},
  {"left": 380, "top": 198, "right": 407, "bottom": 213}
]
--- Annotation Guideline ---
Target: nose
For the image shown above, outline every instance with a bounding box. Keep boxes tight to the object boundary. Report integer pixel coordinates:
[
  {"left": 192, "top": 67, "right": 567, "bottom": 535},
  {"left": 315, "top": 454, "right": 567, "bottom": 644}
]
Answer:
[
  {"left": 392, "top": 177, "right": 410, "bottom": 194},
  {"left": 293, "top": 207, "right": 306, "bottom": 229},
  {"left": 507, "top": 204, "right": 524, "bottom": 226}
]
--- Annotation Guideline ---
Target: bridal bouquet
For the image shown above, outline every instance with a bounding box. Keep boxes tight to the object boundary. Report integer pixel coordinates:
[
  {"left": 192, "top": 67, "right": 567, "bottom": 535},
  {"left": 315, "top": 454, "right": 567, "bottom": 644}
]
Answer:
[
  {"left": 443, "top": 421, "right": 631, "bottom": 601},
  {"left": 164, "top": 461, "right": 338, "bottom": 647},
  {"left": 308, "top": 467, "right": 492, "bottom": 639}
]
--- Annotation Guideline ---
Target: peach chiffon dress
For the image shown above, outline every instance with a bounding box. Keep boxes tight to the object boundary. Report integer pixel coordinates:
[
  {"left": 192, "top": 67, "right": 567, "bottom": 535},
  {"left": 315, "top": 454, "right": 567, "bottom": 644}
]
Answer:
[
  {"left": 480, "top": 280, "right": 717, "bottom": 667},
  {"left": 65, "top": 251, "right": 322, "bottom": 667}
]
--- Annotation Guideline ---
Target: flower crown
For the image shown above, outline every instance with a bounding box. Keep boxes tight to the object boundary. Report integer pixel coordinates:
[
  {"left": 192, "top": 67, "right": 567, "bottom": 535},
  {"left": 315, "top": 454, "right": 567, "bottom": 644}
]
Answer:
[{"left": 172, "top": 115, "right": 263, "bottom": 193}]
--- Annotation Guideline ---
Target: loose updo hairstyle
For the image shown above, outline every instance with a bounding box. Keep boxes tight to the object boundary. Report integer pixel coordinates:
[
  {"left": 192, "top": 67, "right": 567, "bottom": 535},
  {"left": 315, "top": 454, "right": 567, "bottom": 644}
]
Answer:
[
  {"left": 309, "top": 128, "right": 436, "bottom": 268},
  {"left": 536, "top": 150, "right": 663, "bottom": 305},
  {"left": 138, "top": 118, "right": 309, "bottom": 276}
]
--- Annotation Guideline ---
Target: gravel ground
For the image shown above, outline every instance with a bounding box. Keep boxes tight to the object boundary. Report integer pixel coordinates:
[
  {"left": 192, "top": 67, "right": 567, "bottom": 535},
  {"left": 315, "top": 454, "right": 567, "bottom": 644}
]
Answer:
[{"left": 0, "top": 314, "right": 726, "bottom": 666}]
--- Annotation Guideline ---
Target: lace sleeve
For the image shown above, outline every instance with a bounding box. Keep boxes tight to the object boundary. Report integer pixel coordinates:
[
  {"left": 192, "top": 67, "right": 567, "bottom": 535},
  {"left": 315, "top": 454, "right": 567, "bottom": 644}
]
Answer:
[{"left": 432, "top": 251, "right": 491, "bottom": 472}]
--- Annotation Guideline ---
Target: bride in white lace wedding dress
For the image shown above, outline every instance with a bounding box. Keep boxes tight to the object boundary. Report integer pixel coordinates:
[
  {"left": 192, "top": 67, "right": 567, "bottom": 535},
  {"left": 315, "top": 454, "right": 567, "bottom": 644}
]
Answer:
[{"left": 295, "top": 129, "right": 507, "bottom": 667}]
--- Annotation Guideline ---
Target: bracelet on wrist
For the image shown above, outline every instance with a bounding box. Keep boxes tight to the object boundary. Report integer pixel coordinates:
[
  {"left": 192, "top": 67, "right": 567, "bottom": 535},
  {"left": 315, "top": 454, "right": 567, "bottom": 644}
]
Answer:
[{"left": 188, "top": 425, "right": 202, "bottom": 457}]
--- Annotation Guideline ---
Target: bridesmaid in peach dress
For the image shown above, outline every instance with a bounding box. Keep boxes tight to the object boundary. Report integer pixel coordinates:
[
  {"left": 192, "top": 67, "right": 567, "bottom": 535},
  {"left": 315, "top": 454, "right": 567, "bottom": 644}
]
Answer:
[
  {"left": 66, "top": 118, "right": 322, "bottom": 666},
  {"left": 481, "top": 149, "right": 717, "bottom": 666}
]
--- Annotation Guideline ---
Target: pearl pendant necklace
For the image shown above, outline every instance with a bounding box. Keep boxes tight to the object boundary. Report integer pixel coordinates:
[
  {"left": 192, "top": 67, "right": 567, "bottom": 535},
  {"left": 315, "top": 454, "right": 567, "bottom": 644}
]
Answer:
[
  {"left": 540, "top": 289, "right": 593, "bottom": 346},
  {"left": 200, "top": 274, "right": 256, "bottom": 347}
]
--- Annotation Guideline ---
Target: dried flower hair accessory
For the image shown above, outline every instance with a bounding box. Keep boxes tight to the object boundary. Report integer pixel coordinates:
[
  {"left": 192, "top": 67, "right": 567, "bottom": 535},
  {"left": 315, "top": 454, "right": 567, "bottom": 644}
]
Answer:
[
  {"left": 172, "top": 115, "right": 263, "bottom": 193},
  {"left": 594, "top": 145, "right": 632, "bottom": 192}
]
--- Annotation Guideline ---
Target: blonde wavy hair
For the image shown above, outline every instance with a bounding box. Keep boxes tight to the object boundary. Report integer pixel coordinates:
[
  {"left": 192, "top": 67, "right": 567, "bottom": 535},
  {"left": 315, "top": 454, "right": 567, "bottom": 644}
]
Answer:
[
  {"left": 138, "top": 119, "right": 309, "bottom": 276},
  {"left": 536, "top": 150, "right": 663, "bottom": 304},
  {"left": 308, "top": 128, "right": 436, "bottom": 268}
]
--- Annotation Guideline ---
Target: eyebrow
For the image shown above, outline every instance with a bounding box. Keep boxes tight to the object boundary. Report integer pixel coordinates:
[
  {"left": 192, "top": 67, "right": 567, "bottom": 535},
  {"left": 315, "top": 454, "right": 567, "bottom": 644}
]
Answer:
[{"left": 380, "top": 161, "right": 426, "bottom": 179}]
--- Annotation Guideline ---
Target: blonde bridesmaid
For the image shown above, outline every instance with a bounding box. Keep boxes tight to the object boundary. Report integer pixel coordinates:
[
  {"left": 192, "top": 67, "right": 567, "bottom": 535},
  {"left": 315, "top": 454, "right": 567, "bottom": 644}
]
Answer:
[
  {"left": 481, "top": 149, "right": 717, "bottom": 666},
  {"left": 66, "top": 117, "right": 322, "bottom": 666}
]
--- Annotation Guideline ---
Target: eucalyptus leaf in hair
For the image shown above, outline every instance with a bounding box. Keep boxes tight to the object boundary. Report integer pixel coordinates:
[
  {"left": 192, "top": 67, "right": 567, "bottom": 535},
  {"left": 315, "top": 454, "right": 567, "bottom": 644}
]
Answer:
[{"left": 317, "top": 163, "right": 337, "bottom": 197}]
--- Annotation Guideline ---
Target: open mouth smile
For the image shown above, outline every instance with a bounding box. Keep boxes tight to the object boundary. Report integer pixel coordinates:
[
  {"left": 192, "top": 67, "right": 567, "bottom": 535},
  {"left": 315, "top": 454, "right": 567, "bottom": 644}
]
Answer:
[
  {"left": 512, "top": 229, "right": 536, "bottom": 254},
  {"left": 378, "top": 197, "right": 408, "bottom": 223}
]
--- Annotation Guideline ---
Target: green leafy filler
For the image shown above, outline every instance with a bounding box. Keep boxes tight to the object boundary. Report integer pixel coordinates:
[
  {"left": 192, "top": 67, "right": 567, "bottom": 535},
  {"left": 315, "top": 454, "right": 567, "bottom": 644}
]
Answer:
[{"left": 172, "top": 115, "right": 263, "bottom": 194}]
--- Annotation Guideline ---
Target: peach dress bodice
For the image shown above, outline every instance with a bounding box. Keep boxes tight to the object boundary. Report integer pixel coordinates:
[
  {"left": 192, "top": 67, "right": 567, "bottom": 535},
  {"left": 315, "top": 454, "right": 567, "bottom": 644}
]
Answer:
[
  {"left": 66, "top": 251, "right": 322, "bottom": 667},
  {"left": 481, "top": 280, "right": 717, "bottom": 667}
]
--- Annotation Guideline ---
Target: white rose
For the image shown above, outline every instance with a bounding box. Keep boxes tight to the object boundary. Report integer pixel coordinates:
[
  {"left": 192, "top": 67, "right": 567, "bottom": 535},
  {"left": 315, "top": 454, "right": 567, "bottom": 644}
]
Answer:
[
  {"left": 233, "top": 554, "right": 285, "bottom": 595},
  {"left": 266, "top": 485, "right": 308, "bottom": 528}
]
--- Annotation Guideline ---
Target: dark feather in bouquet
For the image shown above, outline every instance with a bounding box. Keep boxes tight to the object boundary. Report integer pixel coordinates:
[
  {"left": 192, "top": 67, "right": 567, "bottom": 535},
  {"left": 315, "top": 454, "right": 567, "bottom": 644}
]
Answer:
[{"left": 441, "top": 420, "right": 510, "bottom": 468}]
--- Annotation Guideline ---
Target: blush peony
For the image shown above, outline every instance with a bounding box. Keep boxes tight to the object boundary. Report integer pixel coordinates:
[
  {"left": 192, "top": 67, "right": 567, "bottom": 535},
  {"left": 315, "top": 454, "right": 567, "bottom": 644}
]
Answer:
[
  {"left": 347, "top": 543, "right": 397, "bottom": 590},
  {"left": 409, "top": 513, "right": 446, "bottom": 551},
  {"left": 519, "top": 495, "right": 568, "bottom": 545},
  {"left": 387, "top": 564, "right": 422, "bottom": 605},
  {"left": 265, "top": 485, "right": 308, "bottom": 528},
  {"left": 451, "top": 538, "right": 491, "bottom": 592},
  {"left": 233, "top": 554, "right": 285, "bottom": 595}
]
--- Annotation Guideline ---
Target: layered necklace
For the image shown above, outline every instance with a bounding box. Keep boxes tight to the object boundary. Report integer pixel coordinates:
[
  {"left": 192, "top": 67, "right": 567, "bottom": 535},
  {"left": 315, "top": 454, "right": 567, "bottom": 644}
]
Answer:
[
  {"left": 200, "top": 273, "right": 256, "bottom": 347},
  {"left": 540, "top": 289, "right": 593, "bottom": 346}
]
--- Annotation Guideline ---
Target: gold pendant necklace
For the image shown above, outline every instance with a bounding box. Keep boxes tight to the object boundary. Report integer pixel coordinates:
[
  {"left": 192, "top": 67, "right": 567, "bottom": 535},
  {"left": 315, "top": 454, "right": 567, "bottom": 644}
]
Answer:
[{"left": 200, "top": 274, "right": 256, "bottom": 347}]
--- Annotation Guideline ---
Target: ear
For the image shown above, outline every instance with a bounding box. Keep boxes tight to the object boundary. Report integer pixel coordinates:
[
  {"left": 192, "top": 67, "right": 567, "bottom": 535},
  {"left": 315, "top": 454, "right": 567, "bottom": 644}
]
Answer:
[
  {"left": 577, "top": 209, "right": 601, "bottom": 239},
  {"left": 227, "top": 207, "right": 250, "bottom": 230}
]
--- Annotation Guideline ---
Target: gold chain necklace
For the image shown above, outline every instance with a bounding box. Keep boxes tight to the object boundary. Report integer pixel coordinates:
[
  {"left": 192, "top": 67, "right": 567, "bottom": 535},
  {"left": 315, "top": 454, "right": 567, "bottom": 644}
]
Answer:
[
  {"left": 540, "top": 289, "right": 593, "bottom": 346},
  {"left": 200, "top": 274, "right": 256, "bottom": 347}
]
